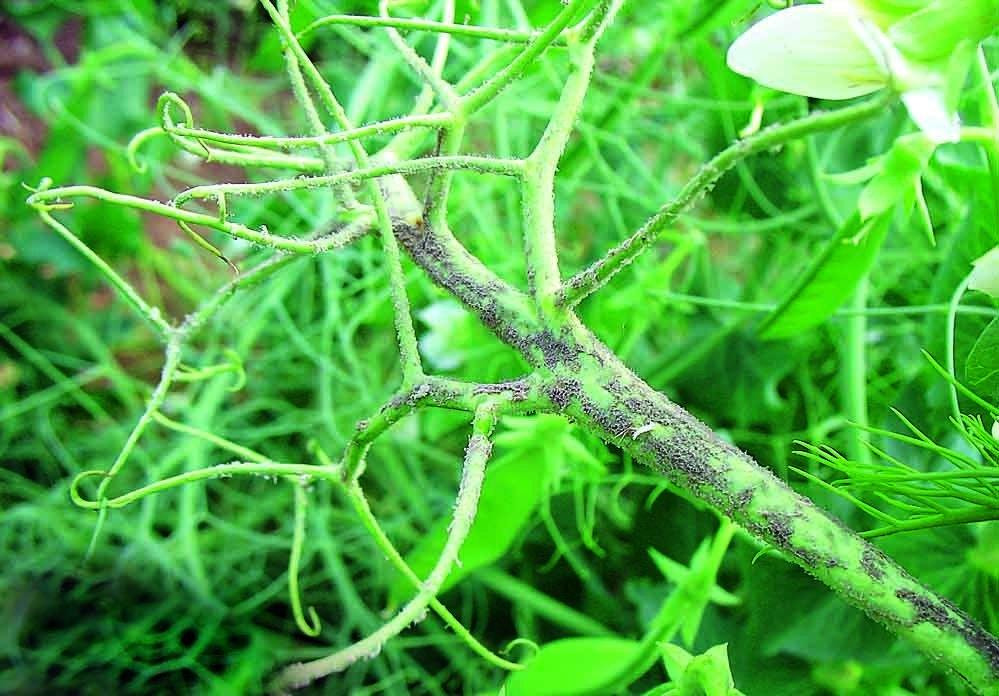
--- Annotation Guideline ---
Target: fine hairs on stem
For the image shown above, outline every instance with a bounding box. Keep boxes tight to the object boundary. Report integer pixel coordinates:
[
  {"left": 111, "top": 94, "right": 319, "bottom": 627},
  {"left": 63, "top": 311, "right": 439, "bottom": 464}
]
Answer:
[{"left": 27, "top": 1, "right": 999, "bottom": 694}]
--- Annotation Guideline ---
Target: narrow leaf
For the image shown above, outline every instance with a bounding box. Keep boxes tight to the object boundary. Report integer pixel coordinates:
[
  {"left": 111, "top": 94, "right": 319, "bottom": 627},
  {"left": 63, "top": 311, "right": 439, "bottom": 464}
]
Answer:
[
  {"left": 388, "top": 450, "right": 550, "bottom": 606},
  {"left": 504, "top": 638, "right": 644, "bottom": 696},
  {"left": 759, "top": 213, "right": 891, "bottom": 339},
  {"left": 966, "top": 317, "right": 999, "bottom": 401}
]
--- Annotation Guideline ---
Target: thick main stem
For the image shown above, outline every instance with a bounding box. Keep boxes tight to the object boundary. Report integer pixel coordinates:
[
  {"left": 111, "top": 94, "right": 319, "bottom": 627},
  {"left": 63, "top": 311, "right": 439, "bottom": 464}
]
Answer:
[
  {"left": 556, "top": 322, "right": 999, "bottom": 694},
  {"left": 392, "top": 220, "right": 999, "bottom": 694}
]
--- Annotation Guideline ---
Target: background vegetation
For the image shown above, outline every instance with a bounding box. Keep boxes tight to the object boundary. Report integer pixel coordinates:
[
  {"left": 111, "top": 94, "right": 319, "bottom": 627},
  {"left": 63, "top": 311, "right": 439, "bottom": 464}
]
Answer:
[{"left": 1, "top": 1, "right": 997, "bottom": 694}]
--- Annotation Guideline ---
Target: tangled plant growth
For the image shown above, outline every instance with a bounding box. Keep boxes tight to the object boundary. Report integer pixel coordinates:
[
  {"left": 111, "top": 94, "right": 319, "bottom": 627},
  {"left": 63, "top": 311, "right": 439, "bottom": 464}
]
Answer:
[{"left": 6, "top": 0, "right": 999, "bottom": 693}]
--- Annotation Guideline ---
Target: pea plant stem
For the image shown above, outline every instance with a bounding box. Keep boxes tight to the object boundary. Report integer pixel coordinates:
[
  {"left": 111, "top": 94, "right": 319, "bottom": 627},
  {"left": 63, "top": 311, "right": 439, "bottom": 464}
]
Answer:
[
  {"left": 33, "top": 0, "right": 999, "bottom": 691},
  {"left": 522, "top": 0, "right": 622, "bottom": 309},
  {"left": 396, "top": 209, "right": 999, "bottom": 690}
]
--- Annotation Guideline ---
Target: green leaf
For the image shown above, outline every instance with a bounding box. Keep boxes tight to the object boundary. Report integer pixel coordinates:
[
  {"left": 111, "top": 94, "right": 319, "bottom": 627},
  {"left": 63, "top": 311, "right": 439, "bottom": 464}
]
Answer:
[
  {"left": 857, "top": 133, "right": 935, "bottom": 221},
  {"left": 966, "top": 317, "right": 999, "bottom": 401},
  {"left": 759, "top": 213, "right": 892, "bottom": 340},
  {"left": 661, "top": 643, "right": 745, "bottom": 696},
  {"left": 248, "top": 0, "right": 322, "bottom": 72},
  {"left": 387, "top": 444, "right": 551, "bottom": 606},
  {"left": 504, "top": 637, "right": 644, "bottom": 696}
]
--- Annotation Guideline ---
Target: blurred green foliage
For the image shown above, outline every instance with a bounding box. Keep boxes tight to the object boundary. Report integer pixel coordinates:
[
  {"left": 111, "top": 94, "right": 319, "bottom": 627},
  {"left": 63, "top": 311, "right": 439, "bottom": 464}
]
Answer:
[{"left": 1, "top": 1, "right": 997, "bottom": 694}]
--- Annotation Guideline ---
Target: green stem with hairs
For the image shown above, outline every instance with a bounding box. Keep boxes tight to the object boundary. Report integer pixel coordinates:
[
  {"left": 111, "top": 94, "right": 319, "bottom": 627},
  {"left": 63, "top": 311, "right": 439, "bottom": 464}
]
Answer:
[{"left": 557, "top": 94, "right": 894, "bottom": 308}]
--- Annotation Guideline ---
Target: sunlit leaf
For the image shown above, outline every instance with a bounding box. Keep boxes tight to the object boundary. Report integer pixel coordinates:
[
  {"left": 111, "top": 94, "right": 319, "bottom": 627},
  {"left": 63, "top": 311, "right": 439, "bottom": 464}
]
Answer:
[
  {"left": 966, "top": 317, "right": 999, "bottom": 401},
  {"left": 504, "top": 638, "right": 644, "bottom": 696},
  {"left": 759, "top": 213, "right": 892, "bottom": 339},
  {"left": 387, "top": 447, "right": 552, "bottom": 606}
]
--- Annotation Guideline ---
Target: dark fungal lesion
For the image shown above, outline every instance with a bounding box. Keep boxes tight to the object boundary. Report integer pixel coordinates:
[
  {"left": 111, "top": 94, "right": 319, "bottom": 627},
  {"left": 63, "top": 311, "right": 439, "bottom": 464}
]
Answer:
[
  {"left": 472, "top": 378, "right": 532, "bottom": 402},
  {"left": 861, "top": 546, "right": 887, "bottom": 580},
  {"left": 529, "top": 328, "right": 581, "bottom": 370},
  {"left": 896, "top": 589, "right": 999, "bottom": 675},
  {"left": 544, "top": 378, "right": 582, "bottom": 411}
]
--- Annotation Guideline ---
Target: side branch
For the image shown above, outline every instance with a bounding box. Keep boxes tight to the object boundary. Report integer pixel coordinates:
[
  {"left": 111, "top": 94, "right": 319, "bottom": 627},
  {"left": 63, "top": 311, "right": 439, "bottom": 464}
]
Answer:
[
  {"left": 342, "top": 375, "right": 543, "bottom": 479},
  {"left": 557, "top": 94, "right": 893, "bottom": 308},
  {"left": 273, "top": 402, "right": 500, "bottom": 693},
  {"left": 521, "top": 0, "right": 622, "bottom": 307}
]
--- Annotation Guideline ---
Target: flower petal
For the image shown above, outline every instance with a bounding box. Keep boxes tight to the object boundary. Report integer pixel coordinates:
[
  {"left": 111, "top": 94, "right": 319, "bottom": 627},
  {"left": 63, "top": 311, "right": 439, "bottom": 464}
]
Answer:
[
  {"left": 900, "top": 87, "right": 960, "bottom": 143},
  {"left": 727, "top": 5, "right": 888, "bottom": 99},
  {"left": 969, "top": 247, "right": 999, "bottom": 299}
]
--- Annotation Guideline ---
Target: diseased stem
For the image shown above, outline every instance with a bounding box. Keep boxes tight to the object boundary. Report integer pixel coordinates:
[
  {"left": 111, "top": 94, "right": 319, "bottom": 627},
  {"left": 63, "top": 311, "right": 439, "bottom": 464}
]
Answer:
[
  {"left": 341, "top": 375, "right": 542, "bottom": 480},
  {"left": 36, "top": 3, "right": 999, "bottom": 692},
  {"left": 393, "top": 128, "right": 999, "bottom": 695}
]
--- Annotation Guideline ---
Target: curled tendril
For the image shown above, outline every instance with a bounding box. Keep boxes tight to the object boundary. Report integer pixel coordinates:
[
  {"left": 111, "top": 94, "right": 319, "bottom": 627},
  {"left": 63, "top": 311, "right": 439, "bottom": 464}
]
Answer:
[
  {"left": 126, "top": 126, "right": 166, "bottom": 173},
  {"left": 502, "top": 638, "right": 540, "bottom": 660},
  {"left": 224, "top": 349, "right": 247, "bottom": 391},
  {"left": 23, "top": 178, "right": 71, "bottom": 212},
  {"left": 157, "top": 91, "right": 210, "bottom": 157},
  {"left": 158, "top": 91, "right": 196, "bottom": 131},
  {"left": 70, "top": 470, "right": 112, "bottom": 510},
  {"left": 289, "top": 481, "right": 322, "bottom": 637},
  {"left": 173, "top": 349, "right": 247, "bottom": 391}
]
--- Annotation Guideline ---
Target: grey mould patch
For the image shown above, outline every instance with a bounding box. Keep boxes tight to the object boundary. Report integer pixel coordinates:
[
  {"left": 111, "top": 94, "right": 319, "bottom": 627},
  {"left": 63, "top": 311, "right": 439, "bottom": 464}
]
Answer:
[
  {"left": 641, "top": 426, "right": 722, "bottom": 490},
  {"left": 896, "top": 589, "right": 999, "bottom": 674},
  {"left": 861, "top": 547, "right": 886, "bottom": 580},
  {"left": 731, "top": 486, "right": 756, "bottom": 512},
  {"left": 473, "top": 379, "right": 531, "bottom": 401},
  {"left": 546, "top": 378, "right": 582, "bottom": 410},
  {"left": 395, "top": 222, "right": 535, "bottom": 353},
  {"left": 530, "top": 329, "right": 580, "bottom": 371},
  {"left": 464, "top": 433, "right": 492, "bottom": 460},
  {"left": 385, "top": 392, "right": 409, "bottom": 412},
  {"left": 408, "top": 382, "right": 434, "bottom": 403},
  {"left": 578, "top": 393, "right": 635, "bottom": 442},
  {"left": 395, "top": 221, "right": 499, "bottom": 314},
  {"left": 761, "top": 510, "right": 794, "bottom": 548},
  {"left": 751, "top": 509, "right": 842, "bottom": 570},
  {"left": 797, "top": 546, "right": 843, "bottom": 570}
]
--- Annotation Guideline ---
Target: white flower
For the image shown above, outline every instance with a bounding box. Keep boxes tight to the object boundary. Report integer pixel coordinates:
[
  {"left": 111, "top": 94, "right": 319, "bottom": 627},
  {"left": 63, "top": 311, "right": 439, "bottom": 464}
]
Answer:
[
  {"left": 726, "top": 5, "right": 888, "bottom": 100},
  {"left": 727, "top": 0, "right": 999, "bottom": 143},
  {"left": 969, "top": 247, "right": 999, "bottom": 299}
]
